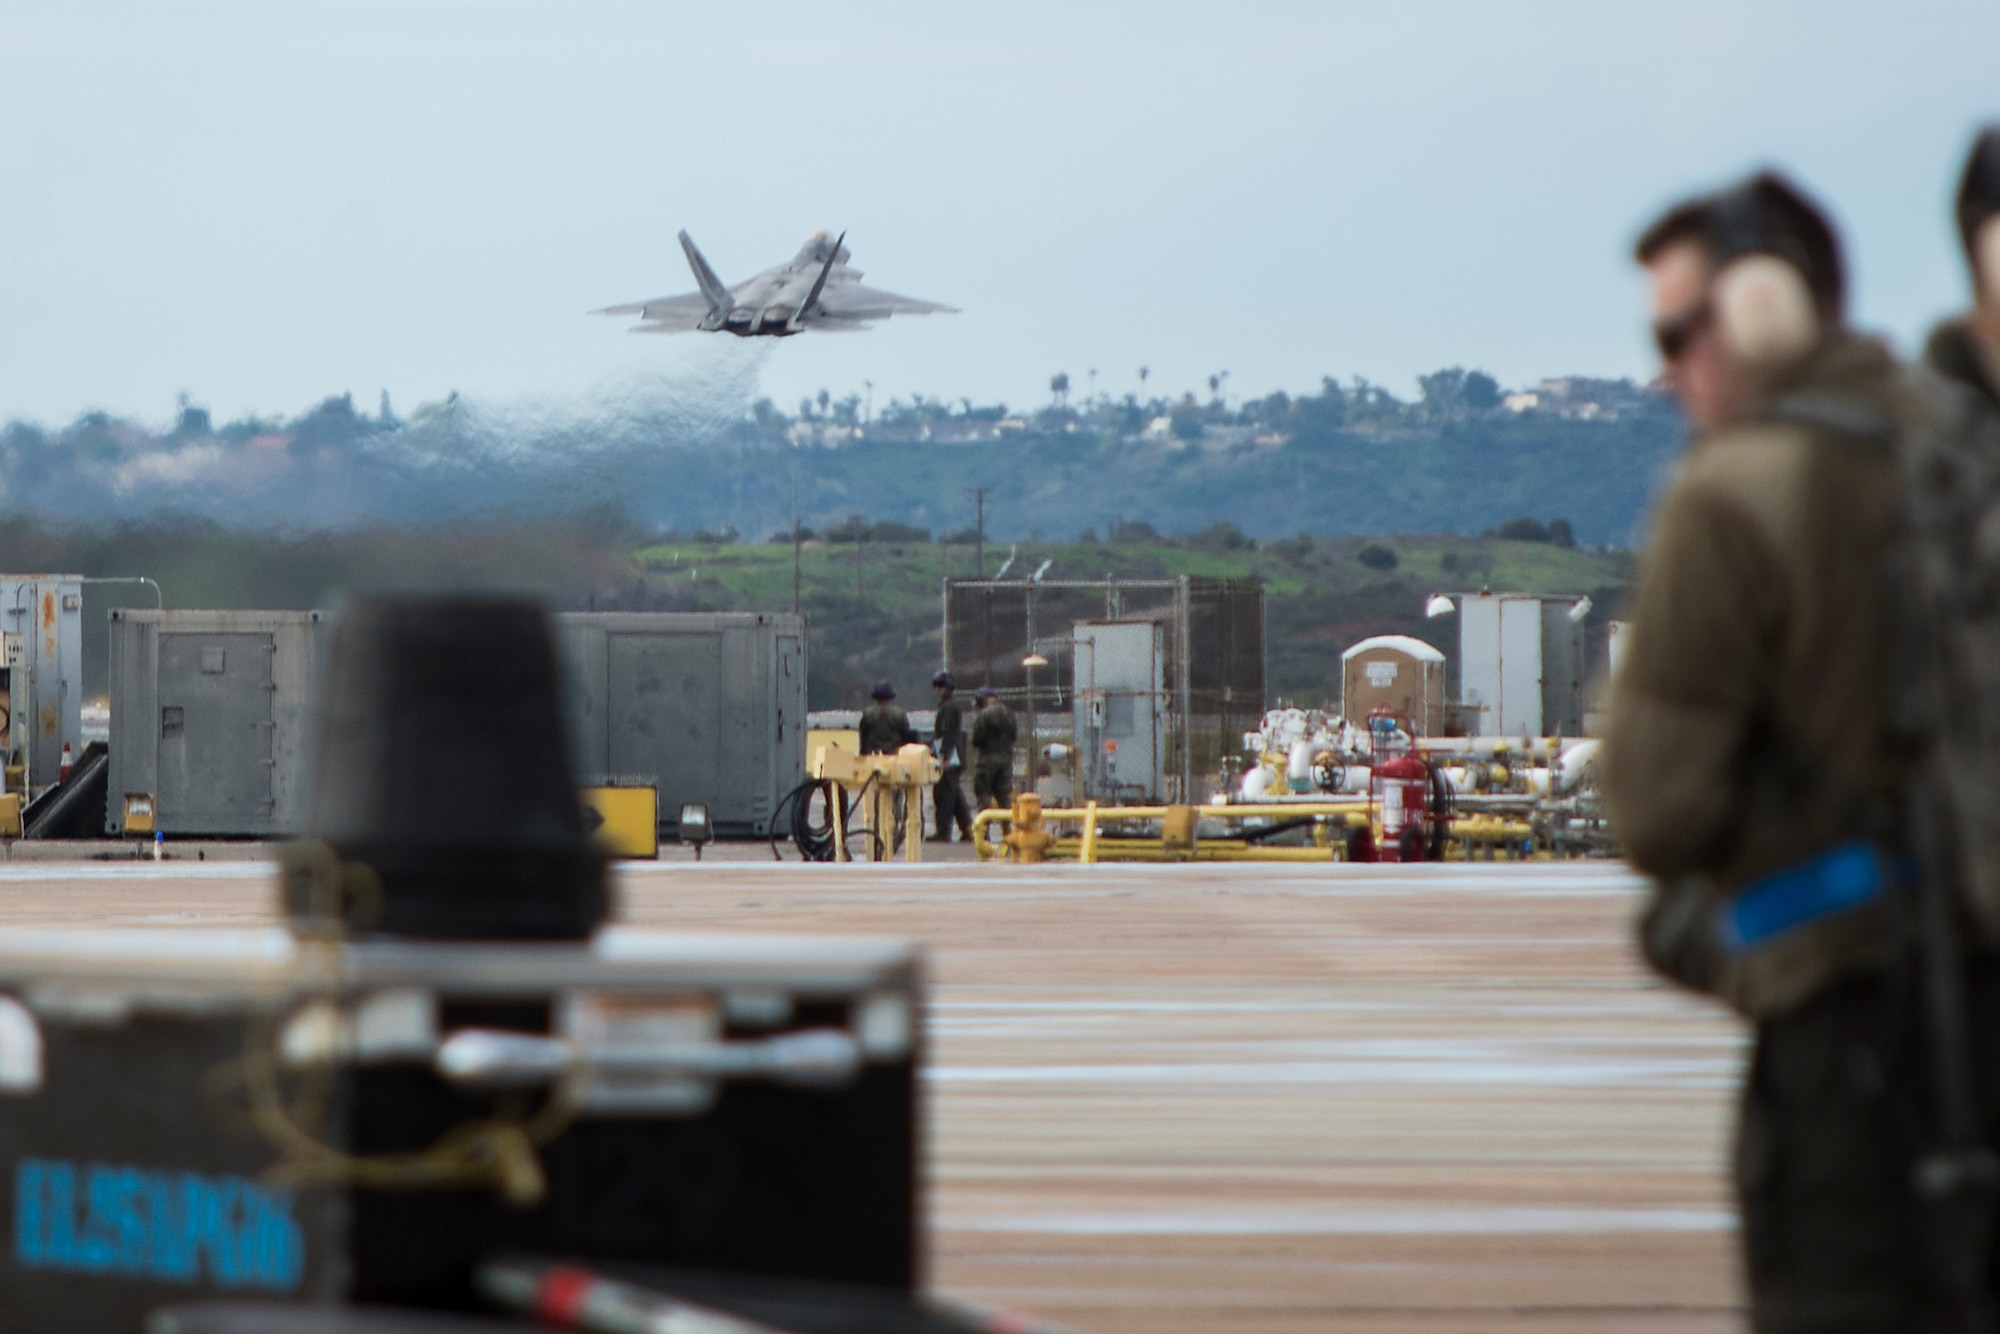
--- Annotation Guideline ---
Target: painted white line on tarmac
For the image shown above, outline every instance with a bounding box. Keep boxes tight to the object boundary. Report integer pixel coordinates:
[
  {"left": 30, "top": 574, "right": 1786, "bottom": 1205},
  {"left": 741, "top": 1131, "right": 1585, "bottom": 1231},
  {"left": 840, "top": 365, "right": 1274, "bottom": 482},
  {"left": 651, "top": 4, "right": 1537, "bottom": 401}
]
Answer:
[
  {"left": 0, "top": 862, "right": 272, "bottom": 882},
  {"left": 927, "top": 1052, "right": 1735, "bottom": 1089},
  {"left": 937, "top": 1206, "right": 1734, "bottom": 1236}
]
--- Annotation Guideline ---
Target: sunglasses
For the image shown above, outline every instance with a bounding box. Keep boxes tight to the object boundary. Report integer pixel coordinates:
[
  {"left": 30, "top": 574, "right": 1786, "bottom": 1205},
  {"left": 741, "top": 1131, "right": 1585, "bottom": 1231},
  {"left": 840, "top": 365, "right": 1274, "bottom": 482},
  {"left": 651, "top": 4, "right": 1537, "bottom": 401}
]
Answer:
[{"left": 1652, "top": 300, "right": 1714, "bottom": 362}]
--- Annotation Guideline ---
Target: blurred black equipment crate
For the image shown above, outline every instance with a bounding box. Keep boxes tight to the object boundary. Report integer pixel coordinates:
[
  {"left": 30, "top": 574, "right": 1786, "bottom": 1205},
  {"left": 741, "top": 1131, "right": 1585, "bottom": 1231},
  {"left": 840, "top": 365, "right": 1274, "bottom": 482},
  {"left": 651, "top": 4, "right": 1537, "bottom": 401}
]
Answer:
[{"left": 0, "top": 926, "right": 920, "bottom": 1334}]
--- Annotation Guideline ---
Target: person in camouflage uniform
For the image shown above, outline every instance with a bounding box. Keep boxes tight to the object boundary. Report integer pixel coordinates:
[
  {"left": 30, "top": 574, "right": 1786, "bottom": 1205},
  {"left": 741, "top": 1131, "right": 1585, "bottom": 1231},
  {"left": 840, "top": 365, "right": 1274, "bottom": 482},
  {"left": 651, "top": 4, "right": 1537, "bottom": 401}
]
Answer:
[
  {"left": 929, "top": 670, "right": 975, "bottom": 841},
  {"left": 970, "top": 687, "right": 1017, "bottom": 810},
  {"left": 858, "top": 680, "right": 915, "bottom": 756}
]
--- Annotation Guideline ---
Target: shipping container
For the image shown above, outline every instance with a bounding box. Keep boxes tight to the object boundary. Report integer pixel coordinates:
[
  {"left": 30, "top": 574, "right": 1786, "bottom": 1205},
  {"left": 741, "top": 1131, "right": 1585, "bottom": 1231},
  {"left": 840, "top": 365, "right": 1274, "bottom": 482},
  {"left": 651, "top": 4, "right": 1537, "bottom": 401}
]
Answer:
[
  {"left": 0, "top": 575, "right": 85, "bottom": 797},
  {"left": 555, "top": 613, "right": 807, "bottom": 839},
  {"left": 106, "top": 610, "right": 331, "bottom": 837}
]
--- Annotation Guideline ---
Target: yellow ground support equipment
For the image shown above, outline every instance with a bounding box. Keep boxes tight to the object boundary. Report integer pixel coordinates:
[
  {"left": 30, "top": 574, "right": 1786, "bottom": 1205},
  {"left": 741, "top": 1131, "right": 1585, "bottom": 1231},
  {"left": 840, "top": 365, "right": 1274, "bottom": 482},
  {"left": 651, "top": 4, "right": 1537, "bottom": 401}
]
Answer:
[
  {"left": 0, "top": 792, "right": 20, "bottom": 839},
  {"left": 121, "top": 792, "right": 155, "bottom": 838},
  {"left": 973, "top": 801, "right": 1370, "bottom": 864},
  {"left": 579, "top": 785, "right": 660, "bottom": 859},
  {"left": 812, "top": 743, "right": 941, "bottom": 862},
  {"left": 806, "top": 727, "right": 860, "bottom": 761}
]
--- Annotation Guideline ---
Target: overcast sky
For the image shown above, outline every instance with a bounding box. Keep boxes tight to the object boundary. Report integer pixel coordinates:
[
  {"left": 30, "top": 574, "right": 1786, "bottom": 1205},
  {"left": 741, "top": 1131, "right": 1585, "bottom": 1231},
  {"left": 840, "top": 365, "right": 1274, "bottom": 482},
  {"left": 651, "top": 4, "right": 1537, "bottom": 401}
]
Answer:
[{"left": 2, "top": 1, "right": 1995, "bottom": 429}]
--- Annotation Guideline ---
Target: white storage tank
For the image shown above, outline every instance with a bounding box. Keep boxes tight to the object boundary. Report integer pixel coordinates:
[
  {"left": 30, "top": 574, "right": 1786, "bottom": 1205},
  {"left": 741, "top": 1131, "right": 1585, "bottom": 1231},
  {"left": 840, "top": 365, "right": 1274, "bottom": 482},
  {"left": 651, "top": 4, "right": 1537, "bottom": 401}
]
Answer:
[{"left": 1453, "top": 593, "right": 1588, "bottom": 737}]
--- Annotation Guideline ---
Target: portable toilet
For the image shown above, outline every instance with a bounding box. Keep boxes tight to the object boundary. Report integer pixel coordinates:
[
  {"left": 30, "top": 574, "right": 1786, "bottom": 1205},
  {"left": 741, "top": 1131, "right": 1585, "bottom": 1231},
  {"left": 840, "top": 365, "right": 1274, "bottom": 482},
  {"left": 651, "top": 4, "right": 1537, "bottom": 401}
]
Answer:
[{"left": 1341, "top": 634, "right": 1447, "bottom": 735}]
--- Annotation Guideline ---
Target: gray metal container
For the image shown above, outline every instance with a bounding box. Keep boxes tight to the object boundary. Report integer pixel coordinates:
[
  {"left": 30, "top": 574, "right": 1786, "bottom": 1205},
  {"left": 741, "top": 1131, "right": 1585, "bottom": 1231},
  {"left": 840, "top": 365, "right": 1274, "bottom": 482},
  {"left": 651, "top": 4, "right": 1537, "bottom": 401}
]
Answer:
[
  {"left": 106, "top": 609, "right": 330, "bottom": 836},
  {"left": 1071, "top": 619, "right": 1165, "bottom": 801},
  {"left": 555, "top": 612, "right": 807, "bottom": 838},
  {"left": 0, "top": 574, "right": 85, "bottom": 797}
]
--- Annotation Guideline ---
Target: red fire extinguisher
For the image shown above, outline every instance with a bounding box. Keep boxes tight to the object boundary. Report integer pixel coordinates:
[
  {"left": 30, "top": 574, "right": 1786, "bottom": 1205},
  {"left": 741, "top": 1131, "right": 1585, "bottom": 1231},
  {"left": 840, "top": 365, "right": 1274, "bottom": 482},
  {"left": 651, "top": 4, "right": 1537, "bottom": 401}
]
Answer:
[{"left": 1364, "top": 709, "right": 1444, "bottom": 863}]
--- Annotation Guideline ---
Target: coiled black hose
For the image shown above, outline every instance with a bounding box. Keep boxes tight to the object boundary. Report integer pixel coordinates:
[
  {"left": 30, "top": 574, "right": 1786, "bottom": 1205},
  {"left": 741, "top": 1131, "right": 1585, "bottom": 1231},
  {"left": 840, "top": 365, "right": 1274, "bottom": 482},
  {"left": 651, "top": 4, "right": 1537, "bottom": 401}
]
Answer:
[
  {"left": 771, "top": 778, "right": 839, "bottom": 861},
  {"left": 769, "top": 776, "right": 886, "bottom": 862},
  {"left": 1427, "top": 759, "right": 1454, "bottom": 861}
]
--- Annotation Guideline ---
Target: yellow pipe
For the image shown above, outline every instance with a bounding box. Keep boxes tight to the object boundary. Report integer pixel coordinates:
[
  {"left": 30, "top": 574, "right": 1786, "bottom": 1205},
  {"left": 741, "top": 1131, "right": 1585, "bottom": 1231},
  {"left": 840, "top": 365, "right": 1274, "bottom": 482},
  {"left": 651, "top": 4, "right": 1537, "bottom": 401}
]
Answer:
[
  {"left": 971, "top": 802, "right": 1371, "bottom": 863},
  {"left": 1026, "top": 803, "right": 1370, "bottom": 822},
  {"left": 1453, "top": 816, "right": 1535, "bottom": 841},
  {"left": 1047, "top": 839, "right": 1338, "bottom": 863},
  {"left": 972, "top": 808, "right": 1005, "bottom": 860}
]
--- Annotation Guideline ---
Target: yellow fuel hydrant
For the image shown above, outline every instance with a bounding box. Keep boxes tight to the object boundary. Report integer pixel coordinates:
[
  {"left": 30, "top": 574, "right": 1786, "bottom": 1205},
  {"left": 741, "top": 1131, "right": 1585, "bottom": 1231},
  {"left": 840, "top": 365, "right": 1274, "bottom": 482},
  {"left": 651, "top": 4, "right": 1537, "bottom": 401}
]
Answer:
[{"left": 1002, "top": 793, "right": 1057, "bottom": 863}]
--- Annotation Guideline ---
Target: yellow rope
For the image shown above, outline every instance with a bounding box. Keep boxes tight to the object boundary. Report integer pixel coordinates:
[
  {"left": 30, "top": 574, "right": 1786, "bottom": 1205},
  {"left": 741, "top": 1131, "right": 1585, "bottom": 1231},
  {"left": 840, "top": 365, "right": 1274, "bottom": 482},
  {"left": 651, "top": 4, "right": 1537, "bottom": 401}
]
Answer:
[{"left": 212, "top": 840, "right": 582, "bottom": 1208}]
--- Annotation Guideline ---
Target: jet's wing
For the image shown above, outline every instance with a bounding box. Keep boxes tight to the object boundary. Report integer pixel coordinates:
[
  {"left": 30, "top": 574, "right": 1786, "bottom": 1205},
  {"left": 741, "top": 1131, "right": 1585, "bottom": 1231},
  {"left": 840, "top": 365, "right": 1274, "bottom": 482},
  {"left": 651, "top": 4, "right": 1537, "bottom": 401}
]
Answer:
[
  {"left": 592, "top": 291, "right": 712, "bottom": 325},
  {"left": 815, "top": 284, "right": 958, "bottom": 321}
]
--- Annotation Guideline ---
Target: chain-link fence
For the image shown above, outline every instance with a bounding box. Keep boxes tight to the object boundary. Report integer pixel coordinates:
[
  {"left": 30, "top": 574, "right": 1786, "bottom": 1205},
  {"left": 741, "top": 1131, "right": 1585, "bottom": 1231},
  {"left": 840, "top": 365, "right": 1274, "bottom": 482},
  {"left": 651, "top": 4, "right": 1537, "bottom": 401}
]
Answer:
[{"left": 942, "top": 577, "right": 1265, "bottom": 802}]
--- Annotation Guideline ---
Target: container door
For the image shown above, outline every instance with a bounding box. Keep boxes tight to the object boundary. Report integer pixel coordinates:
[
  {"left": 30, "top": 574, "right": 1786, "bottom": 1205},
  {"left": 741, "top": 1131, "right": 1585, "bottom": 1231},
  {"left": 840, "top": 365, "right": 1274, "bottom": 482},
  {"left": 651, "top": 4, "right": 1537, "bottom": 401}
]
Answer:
[
  {"left": 774, "top": 632, "right": 805, "bottom": 784},
  {"left": 1496, "top": 599, "right": 1544, "bottom": 736},
  {"left": 609, "top": 632, "right": 722, "bottom": 830},
  {"left": 159, "top": 633, "right": 275, "bottom": 831}
]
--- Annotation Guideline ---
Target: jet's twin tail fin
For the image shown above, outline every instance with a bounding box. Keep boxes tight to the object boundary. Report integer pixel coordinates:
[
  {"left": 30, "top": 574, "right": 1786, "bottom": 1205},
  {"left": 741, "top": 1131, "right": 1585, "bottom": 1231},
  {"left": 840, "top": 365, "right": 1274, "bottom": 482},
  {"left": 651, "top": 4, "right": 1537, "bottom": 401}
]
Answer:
[
  {"left": 678, "top": 230, "right": 732, "bottom": 316},
  {"left": 789, "top": 230, "right": 846, "bottom": 332}
]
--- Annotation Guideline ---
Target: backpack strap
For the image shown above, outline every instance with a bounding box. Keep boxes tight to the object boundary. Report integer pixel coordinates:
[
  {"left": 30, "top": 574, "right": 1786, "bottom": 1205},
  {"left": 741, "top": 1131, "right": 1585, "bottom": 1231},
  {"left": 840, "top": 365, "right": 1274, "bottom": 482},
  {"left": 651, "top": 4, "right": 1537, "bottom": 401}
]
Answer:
[{"left": 1760, "top": 390, "right": 1897, "bottom": 446}]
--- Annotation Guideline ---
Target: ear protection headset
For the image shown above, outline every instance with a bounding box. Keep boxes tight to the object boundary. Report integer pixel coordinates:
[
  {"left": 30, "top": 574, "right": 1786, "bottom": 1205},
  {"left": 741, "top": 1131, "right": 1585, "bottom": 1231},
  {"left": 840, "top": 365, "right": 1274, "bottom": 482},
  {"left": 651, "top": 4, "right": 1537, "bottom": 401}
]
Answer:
[{"left": 1704, "top": 184, "right": 1822, "bottom": 371}]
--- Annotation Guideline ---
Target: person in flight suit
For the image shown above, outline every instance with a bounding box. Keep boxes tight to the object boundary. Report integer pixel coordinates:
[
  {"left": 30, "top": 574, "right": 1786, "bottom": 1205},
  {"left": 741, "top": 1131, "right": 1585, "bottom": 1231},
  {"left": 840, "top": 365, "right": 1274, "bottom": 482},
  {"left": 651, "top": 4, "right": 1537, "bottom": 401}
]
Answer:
[
  {"left": 857, "top": 680, "right": 915, "bottom": 756},
  {"left": 929, "top": 670, "right": 975, "bottom": 842},
  {"left": 970, "top": 686, "right": 1017, "bottom": 811},
  {"left": 1605, "top": 170, "right": 1966, "bottom": 1330}
]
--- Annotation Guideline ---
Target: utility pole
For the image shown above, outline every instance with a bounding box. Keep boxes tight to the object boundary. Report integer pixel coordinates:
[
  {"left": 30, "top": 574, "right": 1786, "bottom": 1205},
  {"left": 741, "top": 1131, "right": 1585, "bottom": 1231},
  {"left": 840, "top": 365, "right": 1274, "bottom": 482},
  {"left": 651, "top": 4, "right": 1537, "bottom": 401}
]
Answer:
[
  {"left": 791, "top": 471, "right": 802, "bottom": 616},
  {"left": 966, "top": 487, "right": 986, "bottom": 578}
]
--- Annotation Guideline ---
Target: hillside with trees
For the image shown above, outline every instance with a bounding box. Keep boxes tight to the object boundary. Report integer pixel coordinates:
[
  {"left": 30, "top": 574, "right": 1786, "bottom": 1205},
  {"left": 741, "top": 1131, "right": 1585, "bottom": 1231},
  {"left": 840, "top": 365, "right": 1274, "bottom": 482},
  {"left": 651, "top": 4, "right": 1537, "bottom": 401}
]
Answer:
[{"left": 0, "top": 369, "right": 1685, "bottom": 548}]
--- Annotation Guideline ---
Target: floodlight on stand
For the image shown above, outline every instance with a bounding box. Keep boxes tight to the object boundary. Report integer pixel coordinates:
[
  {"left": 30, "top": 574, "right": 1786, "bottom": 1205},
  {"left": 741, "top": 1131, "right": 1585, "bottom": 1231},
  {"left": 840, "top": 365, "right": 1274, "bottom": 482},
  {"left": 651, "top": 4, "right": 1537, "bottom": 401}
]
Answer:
[
  {"left": 1425, "top": 594, "right": 1457, "bottom": 619},
  {"left": 679, "top": 802, "right": 713, "bottom": 860},
  {"left": 1567, "top": 596, "right": 1594, "bottom": 624}
]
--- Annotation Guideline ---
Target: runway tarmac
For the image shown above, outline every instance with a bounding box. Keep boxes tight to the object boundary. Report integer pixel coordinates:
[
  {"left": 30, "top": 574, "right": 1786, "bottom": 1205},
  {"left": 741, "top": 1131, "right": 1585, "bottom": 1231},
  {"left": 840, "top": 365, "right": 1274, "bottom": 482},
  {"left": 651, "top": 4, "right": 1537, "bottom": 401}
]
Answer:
[{"left": 0, "top": 856, "right": 1747, "bottom": 1332}]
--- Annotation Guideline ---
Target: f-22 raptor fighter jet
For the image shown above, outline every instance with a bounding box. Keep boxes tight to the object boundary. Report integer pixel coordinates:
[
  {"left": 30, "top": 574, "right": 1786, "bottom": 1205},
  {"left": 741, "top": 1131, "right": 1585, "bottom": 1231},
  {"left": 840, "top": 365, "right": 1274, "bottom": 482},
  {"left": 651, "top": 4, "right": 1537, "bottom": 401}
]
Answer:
[{"left": 595, "top": 230, "right": 957, "bottom": 337}]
